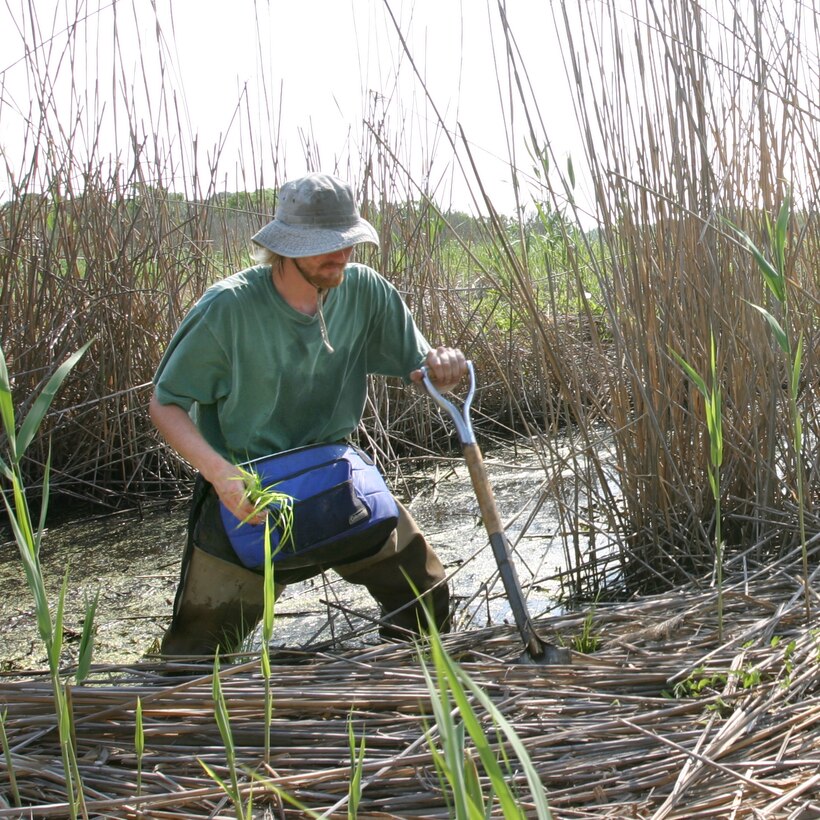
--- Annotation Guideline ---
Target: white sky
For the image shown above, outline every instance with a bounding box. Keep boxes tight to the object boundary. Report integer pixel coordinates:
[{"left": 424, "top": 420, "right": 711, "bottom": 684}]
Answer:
[
  {"left": 0, "top": 0, "right": 584, "bottom": 216},
  {"left": 3, "top": 1, "right": 811, "bottom": 222}
]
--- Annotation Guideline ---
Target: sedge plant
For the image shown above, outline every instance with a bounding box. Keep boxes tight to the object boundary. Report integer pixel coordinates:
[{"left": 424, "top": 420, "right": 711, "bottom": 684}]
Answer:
[
  {"left": 671, "top": 330, "right": 725, "bottom": 640},
  {"left": 727, "top": 196, "right": 810, "bottom": 620},
  {"left": 412, "top": 580, "right": 553, "bottom": 819},
  {"left": 0, "top": 342, "right": 94, "bottom": 818},
  {"left": 199, "top": 651, "right": 253, "bottom": 820}
]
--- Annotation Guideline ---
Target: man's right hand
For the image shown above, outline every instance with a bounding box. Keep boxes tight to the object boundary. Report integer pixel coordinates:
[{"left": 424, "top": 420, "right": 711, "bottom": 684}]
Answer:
[
  {"left": 210, "top": 464, "right": 267, "bottom": 525},
  {"left": 149, "top": 395, "right": 266, "bottom": 525}
]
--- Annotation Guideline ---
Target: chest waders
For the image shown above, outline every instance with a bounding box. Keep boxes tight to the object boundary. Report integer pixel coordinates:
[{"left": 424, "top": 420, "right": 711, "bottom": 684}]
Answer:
[{"left": 160, "top": 480, "right": 450, "bottom": 658}]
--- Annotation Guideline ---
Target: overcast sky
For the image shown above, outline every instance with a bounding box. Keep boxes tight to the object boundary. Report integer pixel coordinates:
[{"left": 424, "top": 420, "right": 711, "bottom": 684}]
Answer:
[{"left": 0, "top": 0, "right": 585, "bottom": 215}]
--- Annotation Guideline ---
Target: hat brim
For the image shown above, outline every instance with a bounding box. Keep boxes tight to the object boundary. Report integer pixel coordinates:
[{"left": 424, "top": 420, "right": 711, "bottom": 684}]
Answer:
[{"left": 251, "top": 218, "right": 379, "bottom": 258}]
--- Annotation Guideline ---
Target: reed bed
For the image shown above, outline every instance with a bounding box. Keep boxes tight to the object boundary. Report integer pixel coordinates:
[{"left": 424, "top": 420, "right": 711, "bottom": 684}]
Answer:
[
  {"left": 3, "top": 0, "right": 819, "bottom": 601},
  {"left": 2, "top": 546, "right": 820, "bottom": 818}
]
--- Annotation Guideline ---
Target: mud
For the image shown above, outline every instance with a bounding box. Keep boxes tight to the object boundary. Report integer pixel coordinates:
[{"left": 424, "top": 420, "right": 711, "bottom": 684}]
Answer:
[{"left": 0, "top": 449, "right": 597, "bottom": 671}]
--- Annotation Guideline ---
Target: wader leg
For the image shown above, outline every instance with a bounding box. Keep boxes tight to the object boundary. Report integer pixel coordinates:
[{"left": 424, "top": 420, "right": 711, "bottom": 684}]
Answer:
[
  {"left": 335, "top": 500, "right": 450, "bottom": 639},
  {"left": 161, "top": 476, "right": 285, "bottom": 658},
  {"left": 161, "top": 546, "right": 282, "bottom": 656}
]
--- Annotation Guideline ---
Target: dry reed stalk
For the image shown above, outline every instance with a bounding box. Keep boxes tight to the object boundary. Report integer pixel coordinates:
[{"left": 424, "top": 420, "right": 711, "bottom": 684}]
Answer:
[
  {"left": 2, "top": 0, "right": 820, "bottom": 617},
  {"left": 2, "top": 560, "right": 820, "bottom": 817},
  {"left": 532, "top": 0, "right": 820, "bottom": 590}
]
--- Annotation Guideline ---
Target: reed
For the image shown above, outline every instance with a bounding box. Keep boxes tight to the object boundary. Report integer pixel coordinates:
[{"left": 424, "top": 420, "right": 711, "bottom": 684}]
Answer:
[
  {"left": 0, "top": 343, "right": 94, "bottom": 819},
  {"left": 671, "top": 331, "right": 726, "bottom": 641},
  {"left": 261, "top": 518, "right": 276, "bottom": 765},
  {"left": 419, "top": 627, "right": 553, "bottom": 819},
  {"left": 346, "top": 710, "right": 366, "bottom": 820},
  {"left": 9, "top": 563, "right": 820, "bottom": 816},
  {"left": 134, "top": 697, "right": 144, "bottom": 798},
  {"left": 728, "top": 196, "right": 811, "bottom": 621},
  {"left": 538, "top": 0, "right": 820, "bottom": 592},
  {"left": 199, "top": 652, "right": 252, "bottom": 820},
  {"left": 1, "top": 0, "right": 818, "bottom": 606},
  {"left": 0, "top": 709, "right": 20, "bottom": 809}
]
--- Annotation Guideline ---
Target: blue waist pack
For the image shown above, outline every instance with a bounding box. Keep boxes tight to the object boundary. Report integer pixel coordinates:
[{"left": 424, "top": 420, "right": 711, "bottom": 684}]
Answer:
[{"left": 219, "top": 443, "right": 399, "bottom": 571}]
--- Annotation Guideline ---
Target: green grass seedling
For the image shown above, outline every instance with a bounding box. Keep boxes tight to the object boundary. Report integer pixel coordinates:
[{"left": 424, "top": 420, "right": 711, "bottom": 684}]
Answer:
[
  {"left": 727, "top": 195, "right": 809, "bottom": 621},
  {"left": 572, "top": 606, "right": 602, "bottom": 654},
  {"left": 233, "top": 464, "right": 294, "bottom": 538},
  {"left": 0, "top": 342, "right": 93, "bottom": 818},
  {"left": 199, "top": 651, "right": 252, "bottom": 820},
  {"left": 0, "top": 708, "right": 21, "bottom": 808},
  {"left": 671, "top": 331, "right": 725, "bottom": 640},
  {"left": 412, "top": 578, "right": 553, "bottom": 819},
  {"left": 235, "top": 480, "right": 290, "bottom": 764},
  {"left": 261, "top": 517, "right": 276, "bottom": 764},
  {"left": 135, "top": 697, "right": 144, "bottom": 797},
  {"left": 347, "top": 710, "right": 366, "bottom": 820},
  {"left": 75, "top": 591, "right": 99, "bottom": 685}
]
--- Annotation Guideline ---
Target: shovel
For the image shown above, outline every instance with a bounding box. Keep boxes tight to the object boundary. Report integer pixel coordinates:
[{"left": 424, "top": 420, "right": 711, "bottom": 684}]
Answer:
[{"left": 422, "top": 362, "right": 570, "bottom": 664}]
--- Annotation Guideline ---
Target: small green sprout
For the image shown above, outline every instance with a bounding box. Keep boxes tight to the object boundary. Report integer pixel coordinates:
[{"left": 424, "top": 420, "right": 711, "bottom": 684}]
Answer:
[
  {"left": 233, "top": 465, "right": 295, "bottom": 549},
  {"left": 572, "top": 607, "right": 601, "bottom": 654}
]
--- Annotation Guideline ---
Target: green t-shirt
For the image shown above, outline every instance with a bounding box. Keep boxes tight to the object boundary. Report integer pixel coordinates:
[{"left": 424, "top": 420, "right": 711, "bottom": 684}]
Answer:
[{"left": 153, "top": 264, "right": 430, "bottom": 460}]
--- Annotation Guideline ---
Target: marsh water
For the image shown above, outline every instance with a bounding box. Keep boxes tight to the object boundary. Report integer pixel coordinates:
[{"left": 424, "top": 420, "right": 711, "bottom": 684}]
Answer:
[{"left": 0, "top": 447, "right": 603, "bottom": 671}]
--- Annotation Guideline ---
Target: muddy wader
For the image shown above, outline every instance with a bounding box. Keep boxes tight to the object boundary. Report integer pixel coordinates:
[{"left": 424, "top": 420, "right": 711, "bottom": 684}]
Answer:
[{"left": 160, "top": 476, "right": 450, "bottom": 657}]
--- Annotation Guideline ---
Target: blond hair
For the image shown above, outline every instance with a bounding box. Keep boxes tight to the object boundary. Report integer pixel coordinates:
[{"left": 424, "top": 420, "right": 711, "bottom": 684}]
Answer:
[{"left": 251, "top": 244, "right": 285, "bottom": 272}]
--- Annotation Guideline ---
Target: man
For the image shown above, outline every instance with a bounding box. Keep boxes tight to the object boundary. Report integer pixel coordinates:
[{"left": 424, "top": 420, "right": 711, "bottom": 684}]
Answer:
[{"left": 150, "top": 172, "right": 467, "bottom": 656}]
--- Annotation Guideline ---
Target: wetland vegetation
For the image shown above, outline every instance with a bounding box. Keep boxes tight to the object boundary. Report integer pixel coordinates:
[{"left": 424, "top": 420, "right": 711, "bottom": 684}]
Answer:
[{"left": 2, "top": 1, "right": 820, "bottom": 816}]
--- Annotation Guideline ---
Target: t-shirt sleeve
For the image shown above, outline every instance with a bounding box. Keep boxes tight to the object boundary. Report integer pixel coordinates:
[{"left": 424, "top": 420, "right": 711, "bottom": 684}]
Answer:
[
  {"left": 365, "top": 275, "right": 431, "bottom": 381},
  {"left": 153, "top": 303, "right": 232, "bottom": 410}
]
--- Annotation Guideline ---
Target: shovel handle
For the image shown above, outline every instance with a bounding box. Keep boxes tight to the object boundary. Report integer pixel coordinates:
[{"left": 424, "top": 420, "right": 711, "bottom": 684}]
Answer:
[{"left": 420, "top": 361, "right": 476, "bottom": 446}]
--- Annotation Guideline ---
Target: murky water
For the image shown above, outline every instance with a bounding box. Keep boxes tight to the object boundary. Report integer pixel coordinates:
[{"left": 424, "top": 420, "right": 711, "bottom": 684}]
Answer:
[{"left": 0, "top": 448, "right": 598, "bottom": 671}]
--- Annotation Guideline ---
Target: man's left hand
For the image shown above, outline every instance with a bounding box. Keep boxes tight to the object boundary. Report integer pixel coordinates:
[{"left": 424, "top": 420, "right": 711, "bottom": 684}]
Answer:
[{"left": 410, "top": 346, "right": 467, "bottom": 393}]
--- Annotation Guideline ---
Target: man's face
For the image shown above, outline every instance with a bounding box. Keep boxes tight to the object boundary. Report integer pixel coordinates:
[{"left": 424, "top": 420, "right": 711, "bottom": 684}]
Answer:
[{"left": 292, "top": 246, "right": 354, "bottom": 290}]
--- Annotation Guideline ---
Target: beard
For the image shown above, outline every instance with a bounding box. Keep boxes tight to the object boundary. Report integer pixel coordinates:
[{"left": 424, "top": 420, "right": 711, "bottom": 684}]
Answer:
[{"left": 292, "top": 257, "right": 346, "bottom": 290}]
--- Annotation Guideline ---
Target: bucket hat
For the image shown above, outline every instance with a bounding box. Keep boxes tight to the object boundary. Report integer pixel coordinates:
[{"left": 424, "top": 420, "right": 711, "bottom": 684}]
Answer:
[{"left": 251, "top": 173, "right": 379, "bottom": 258}]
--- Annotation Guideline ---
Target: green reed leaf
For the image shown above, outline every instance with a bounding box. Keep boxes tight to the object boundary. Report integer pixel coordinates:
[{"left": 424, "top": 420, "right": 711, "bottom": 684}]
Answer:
[
  {"left": 17, "top": 341, "right": 92, "bottom": 460},
  {"left": 791, "top": 333, "right": 803, "bottom": 399},
  {"left": 135, "top": 697, "right": 144, "bottom": 796},
  {"left": 0, "top": 708, "right": 21, "bottom": 807},
  {"left": 725, "top": 218, "right": 786, "bottom": 303},
  {"left": 670, "top": 349, "right": 708, "bottom": 398},
  {"left": 347, "top": 711, "right": 366, "bottom": 820},
  {"left": 0, "top": 347, "right": 18, "bottom": 463},
  {"left": 749, "top": 304, "right": 789, "bottom": 353},
  {"left": 262, "top": 519, "right": 276, "bottom": 642},
  {"left": 49, "top": 570, "right": 70, "bottom": 672},
  {"left": 773, "top": 195, "right": 790, "bottom": 276},
  {"left": 76, "top": 590, "right": 99, "bottom": 684}
]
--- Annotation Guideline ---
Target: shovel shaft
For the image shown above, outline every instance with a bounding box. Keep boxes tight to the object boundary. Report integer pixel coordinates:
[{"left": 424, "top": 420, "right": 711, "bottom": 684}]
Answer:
[
  {"left": 462, "top": 443, "right": 544, "bottom": 659},
  {"left": 421, "top": 362, "right": 568, "bottom": 663}
]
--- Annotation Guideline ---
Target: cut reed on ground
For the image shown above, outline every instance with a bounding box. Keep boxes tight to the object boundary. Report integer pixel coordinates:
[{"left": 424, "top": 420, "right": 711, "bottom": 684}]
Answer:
[{"left": 2, "top": 559, "right": 820, "bottom": 817}]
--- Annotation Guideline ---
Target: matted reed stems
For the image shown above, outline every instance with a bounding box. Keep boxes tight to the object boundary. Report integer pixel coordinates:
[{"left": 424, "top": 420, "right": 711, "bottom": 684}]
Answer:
[{"left": 2, "top": 550, "right": 820, "bottom": 818}]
